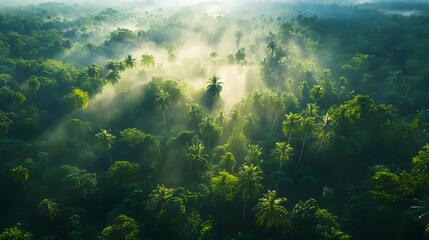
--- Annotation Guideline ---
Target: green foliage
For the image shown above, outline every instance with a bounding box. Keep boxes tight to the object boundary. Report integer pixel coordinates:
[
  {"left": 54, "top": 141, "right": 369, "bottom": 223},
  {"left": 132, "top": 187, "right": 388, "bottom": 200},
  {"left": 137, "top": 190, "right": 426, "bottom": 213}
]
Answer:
[
  {"left": 253, "top": 190, "right": 288, "bottom": 229},
  {"left": 65, "top": 88, "right": 89, "bottom": 110},
  {"left": 38, "top": 199, "right": 59, "bottom": 220},
  {"left": 99, "top": 214, "right": 139, "bottom": 240},
  {"left": 237, "top": 164, "right": 263, "bottom": 202},
  {"left": 106, "top": 161, "right": 141, "bottom": 188},
  {"left": 211, "top": 171, "right": 238, "bottom": 202},
  {"left": 62, "top": 166, "right": 97, "bottom": 200},
  {"left": 0, "top": 223, "right": 32, "bottom": 240}
]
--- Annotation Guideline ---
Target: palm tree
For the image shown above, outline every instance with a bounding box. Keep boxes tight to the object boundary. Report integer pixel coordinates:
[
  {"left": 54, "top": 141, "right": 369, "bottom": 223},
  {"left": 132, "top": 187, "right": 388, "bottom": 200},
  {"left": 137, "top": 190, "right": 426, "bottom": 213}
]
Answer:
[
  {"left": 199, "top": 116, "right": 217, "bottom": 147},
  {"left": 187, "top": 102, "right": 203, "bottom": 130},
  {"left": 283, "top": 112, "right": 301, "bottom": 144},
  {"left": 86, "top": 64, "right": 100, "bottom": 78},
  {"left": 10, "top": 166, "right": 29, "bottom": 190},
  {"left": 141, "top": 52, "right": 155, "bottom": 68},
  {"left": 206, "top": 75, "right": 223, "bottom": 97},
  {"left": 237, "top": 163, "right": 263, "bottom": 225},
  {"left": 272, "top": 142, "right": 293, "bottom": 188},
  {"left": 244, "top": 144, "right": 263, "bottom": 165},
  {"left": 297, "top": 116, "right": 315, "bottom": 167},
  {"left": 38, "top": 199, "right": 59, "bottom": 220},
  {"left": 210, "top": 51, "right": 218, "bottom": 59},
  {"left": 267, "top": 40, "right": 277, "bottom": 58},
  {"left": 155, "top": 90, "right": 171, "bottom": 133},
  {"left": 68, "top": 88, "right": 89, "bottom": 110},
  {"left": 95, "top": 129, "right": 116, "bottom": 163},
  {"left": 147, "top": 184, "right": 174, "bottom": 214},
  {"left": 411, "top": 197, "right": 429, "bottom": 234},
  {"left": 253, "top": 190, "right": 288, "bottom": 235},
  {"left": 123, "top": 54, "right": 136, "bottom": 69},
  {"left": 185, "top": 142, "right": 208, "bottom": 178},
  {"left": 310, "top": 85, "right": 325, "bottom": 104},
  {"left": 235, "top": 30, "right": 244, "bottom": 47},
  {"left": 106, "top": 70, "right": 121, "bottom": 84}
]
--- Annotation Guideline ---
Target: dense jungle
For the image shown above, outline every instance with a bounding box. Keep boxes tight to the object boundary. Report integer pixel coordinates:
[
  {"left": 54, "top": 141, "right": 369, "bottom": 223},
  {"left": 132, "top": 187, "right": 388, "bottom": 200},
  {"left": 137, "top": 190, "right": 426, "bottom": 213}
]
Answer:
[{"left": 0, "top": 1, "right": 429, "bottom": 239}]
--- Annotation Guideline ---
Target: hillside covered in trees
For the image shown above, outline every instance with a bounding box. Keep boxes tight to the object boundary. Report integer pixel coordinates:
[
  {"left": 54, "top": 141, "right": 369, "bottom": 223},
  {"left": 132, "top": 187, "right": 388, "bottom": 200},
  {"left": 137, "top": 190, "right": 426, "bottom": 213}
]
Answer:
[{"left": 0, "top": 1, "right": 429, "bottom": 239}]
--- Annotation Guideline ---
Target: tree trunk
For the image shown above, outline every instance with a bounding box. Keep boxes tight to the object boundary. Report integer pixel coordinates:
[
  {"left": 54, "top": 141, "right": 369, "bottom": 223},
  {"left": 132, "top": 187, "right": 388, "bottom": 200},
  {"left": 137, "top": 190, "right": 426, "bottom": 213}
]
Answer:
[
  {"left": 297, "top": 131, "right": 307, "bottom": 167},
  {"left": 108, "top": 150, "right": 112, "bottom": 164},
  {"left": 163, "top": 110, "right": 167, "bottom": 134},
  {"left": 287, "top": 132, "right": 291, "bottom": 145},
  {"left": 276, "top": 163, "right": 282, "bottom": 188},
  {"left": 241, "top": 201, "right": 247, "bottom": 226}
]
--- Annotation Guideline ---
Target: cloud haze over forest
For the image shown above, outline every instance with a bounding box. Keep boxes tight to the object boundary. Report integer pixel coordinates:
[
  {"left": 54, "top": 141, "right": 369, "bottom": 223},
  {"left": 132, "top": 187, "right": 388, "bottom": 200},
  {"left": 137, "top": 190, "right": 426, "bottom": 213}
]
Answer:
[{"left": 1, "top": 0, "right": 429, "bottom": 6}]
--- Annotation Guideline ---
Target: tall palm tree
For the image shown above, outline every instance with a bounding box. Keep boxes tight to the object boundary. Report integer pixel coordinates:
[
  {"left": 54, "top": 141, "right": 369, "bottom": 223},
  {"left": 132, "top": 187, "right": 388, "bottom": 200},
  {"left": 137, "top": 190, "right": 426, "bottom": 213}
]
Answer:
[
  {"left": 10, "top": 165, "right": 29, "bottom": 190},
  {"left": 237, "top": 163, "right": 263, "bottom": 225},
  {"left": 206, "top": 75, "right": 223, "bottom": 97},
  {"left": 141, "top": 52, "right": 155, "bottom": 68},
  {"left": 123, "top": 54, "right": 136, "bottom": 69},
  {"left": 187, "top": 102, "right": 203, "bottom": 130},
  {"left": 95, "top": 129, "right": 116, "bottom": 163},
  {"left": 267, "top": 40, "right": 277, "bottom": 58},
  {"left": 235, "top": 30, "right": 244, "bottom": 47},
  {"left": 283, "top": 112, "right": 301, "bottom": 144},
  {"left": 199, "top": 116, "right": 217, "bottom": 147},
  {"left": 272, "top": 142, "right": 293, "bottom": 188},
  {"left": 38, "top": 199, "right": 59, "bottom": 220},
  {"left": 185, "top": 142, "right": 208, "bottom": 178},
  {"left": 297, "top": 116, "right": 315, "bottom": 167},
  {"left": 155, "top": 90, "right": 171, "bottom": 133},
  {"left": 253, "top": 190, "right": 288, "bottom": 235},
  {"left": 244, "top": 144, "right": 263, "bottom": 165}
]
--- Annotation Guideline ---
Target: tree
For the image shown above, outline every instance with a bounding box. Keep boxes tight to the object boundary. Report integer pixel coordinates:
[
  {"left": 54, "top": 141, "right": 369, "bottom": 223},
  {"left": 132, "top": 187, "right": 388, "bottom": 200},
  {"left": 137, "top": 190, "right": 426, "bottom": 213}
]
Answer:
[
  {"left": 185, "top": 142, "right": 208, "bottom": 178},
  {"left": 220, "top": 152, "right": 236, "bottom": 173},
  {"left": 106, "top": 161, "right": 141, "bottom": 189},
  {"left": 187, "top": 103, "right": 203, "bottom": 130},
  {"left": 123, "top": 54, "right": 136, "bottom": 69},
  {"left": 267, "top": 40, "right": 277, "bottom": 58},
  {"left": 86, "top": 64, "right": 100, "bottom": 78},
  {"left": 237, "top": 164, "right": 263, "bottom": 225},
  {"left": 310, "top": 85, "right": 325, "bottom": 104},
  {"left": 283, "top": 112, "right": 301, "bottom": 144},
  {"left": 95, "top": 129, "right": 116, "bottom": 163},
  {"left": 211, "top": 171, "right": 238, "bottom": 202},
  {"left": 206, "top": 75, "right": 223, "bottom": 101},
  {"left": 411, "top": 198, "right": 429, "bottom": 235},
  {"left": 9, "top": 166, "right": 29, "bottom": 190},
  {"left": 297, "top": 115, "right": 315, "bottom": 167},
  {"left": 0, "top": 110, "right": 12, "bottom": 138},
  {"left": 199, "top": 116, "right": 221, "bottom": 147},
  {"left": 27, "top": 76, "right": 40, "bottom": 99},
  {"left": 65, "top": 88, "right": 89, "bottom": 110},
  {"left": 155, "top": 90, "right": 171, "bottom": 133},
  {"left": 147, "top": 184, "right": 174, "bottom": 214},
  {"left": 106, "top": 70, "right": 121, "bottom": 84},
  {"left": 272, "top": 142, "right": 293, "bottom": 187},
  {"left": 165, "top": 46, "right": 177, "bottom": 61},
  {"left": 62, "top": 166, "right": 97, "bottom": 201},
  {"left": 235, "top": 30, "right": 244, "bottom": 47},
  {"left": 99, "top": 214, "right": 139, "bottom": 240},
  {"left": 141, "top": 52, "right": 155, "bottom": 68},
  {"left": 253, "top": 190, "right": 287, "bottom": 234},
  {"left": 0, "top": 223, "right": 32, "bottom": 240},
  {"left": 244, "top": 144, "right": 263, "bottom": 165},
  {"left": 38, "top": 199, "right": 59, "bottom": 221},
  {"left": 235, "top": 47, "right": 246, "bottom": 64}
]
